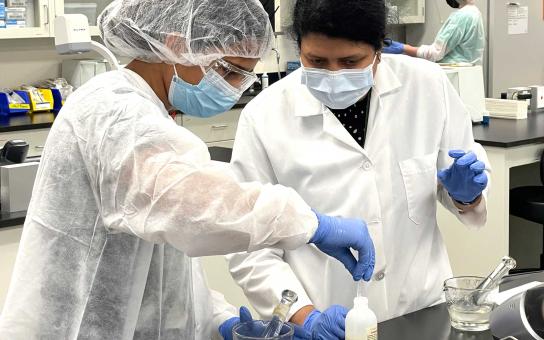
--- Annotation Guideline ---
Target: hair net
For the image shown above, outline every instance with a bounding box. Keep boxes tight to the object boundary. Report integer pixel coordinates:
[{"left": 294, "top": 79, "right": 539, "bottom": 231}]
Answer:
[{"left": 98, "top": 0, "right": 274, "bottom": 66}]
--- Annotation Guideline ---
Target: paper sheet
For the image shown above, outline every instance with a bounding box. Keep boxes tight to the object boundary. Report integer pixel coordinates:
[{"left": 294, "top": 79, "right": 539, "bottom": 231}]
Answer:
[{"left": 508, "top": 6, "right": 529, "bottom": 35}]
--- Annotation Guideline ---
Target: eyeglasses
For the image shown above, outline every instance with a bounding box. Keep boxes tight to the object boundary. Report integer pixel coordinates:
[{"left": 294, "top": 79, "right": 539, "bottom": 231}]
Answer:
[{"left": 207, "top": 59, "right": 258, "bottom": 92}]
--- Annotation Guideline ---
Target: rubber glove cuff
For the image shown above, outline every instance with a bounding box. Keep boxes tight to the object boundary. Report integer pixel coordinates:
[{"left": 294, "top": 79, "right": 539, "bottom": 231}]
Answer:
[{"left": 308, "top": 212, "right": 329, "bottom": 244}]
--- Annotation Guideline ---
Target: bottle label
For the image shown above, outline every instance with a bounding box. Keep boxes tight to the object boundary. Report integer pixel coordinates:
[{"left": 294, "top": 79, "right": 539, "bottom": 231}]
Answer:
[{"left": 367, "top": 325, "right": 378, "bottom": 340}]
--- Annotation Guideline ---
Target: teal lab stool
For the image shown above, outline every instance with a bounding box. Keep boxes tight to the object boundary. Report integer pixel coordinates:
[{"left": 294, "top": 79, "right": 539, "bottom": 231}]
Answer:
[{"left": 510, "top": 149, "right": 544, "bottom": 272}]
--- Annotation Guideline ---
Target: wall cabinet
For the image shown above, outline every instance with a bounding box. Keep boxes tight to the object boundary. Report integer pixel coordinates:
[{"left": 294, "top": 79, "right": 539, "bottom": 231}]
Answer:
[
  {"left": 0, "top": 0, "right": 111, "bottom": 39},
  {"left": 390, "top": 0, "right": 425, "bottom": 24},
  {"left": 0, "top": 0, "right": 53, "bottom": 39}
]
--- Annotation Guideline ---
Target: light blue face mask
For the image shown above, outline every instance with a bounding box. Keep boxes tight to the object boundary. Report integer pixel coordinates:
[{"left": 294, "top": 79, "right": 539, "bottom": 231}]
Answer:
[
  {"left": 168, "top": 66, "right": 243, "bottom": 118},
  {"left": 301, "top": 55, "right": 376, "bottom": 110}
]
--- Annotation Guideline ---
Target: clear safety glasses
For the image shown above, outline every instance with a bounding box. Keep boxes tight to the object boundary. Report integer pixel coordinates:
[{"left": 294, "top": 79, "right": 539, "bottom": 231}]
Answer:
[{"left": 206, "top": 59, "right": 258, "bottom": 92}]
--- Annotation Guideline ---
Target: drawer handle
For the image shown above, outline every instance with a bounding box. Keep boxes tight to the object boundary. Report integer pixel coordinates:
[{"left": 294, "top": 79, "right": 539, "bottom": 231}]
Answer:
[
  {"left": 35, "top": 146, "right": 45, "bottom": 149},
  {"left": 211, "top": 125, "right": 229, "bottom": 130}
]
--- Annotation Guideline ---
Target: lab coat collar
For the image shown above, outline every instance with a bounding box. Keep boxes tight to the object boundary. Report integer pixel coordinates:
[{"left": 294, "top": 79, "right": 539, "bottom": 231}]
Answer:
[{"left": 293, "top": 59, "right": 402, "bottom": 117}]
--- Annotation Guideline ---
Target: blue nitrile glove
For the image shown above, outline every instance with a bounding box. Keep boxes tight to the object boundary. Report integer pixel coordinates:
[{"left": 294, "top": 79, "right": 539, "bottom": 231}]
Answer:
[
  {"left": 438, "top": 150, "right": 488, "bottom": 204},
  {"left": 309, "top": 212, "right": 375, "bottom": 281},
  {"left": 219, "top": 306, "right": 253, "bottom": 340},
  {"left": 382, "top": 40, "right": 405, "bottom": 54},
  {"left": 302, "top": 306, "right": 348, "bottom": 340},
  {"left": 218, "top": 306, "right": 311, "bottom": 340}
]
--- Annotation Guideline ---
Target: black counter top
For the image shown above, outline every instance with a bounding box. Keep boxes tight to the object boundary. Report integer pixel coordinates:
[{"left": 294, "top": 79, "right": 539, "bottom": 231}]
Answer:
[
  {"left": 0, "top": 113, "right": 55, "bottom": 133},
  {"left": 473, "top": 113, "right": 544, "bottom": 148},
  {"left": 378, "top": 271, "right": 544, "bottom": 340},
  {"left": 0, "top": 210, "right": 27, "bottom": 229},
  {"left": 232, "top": 93, "right": 259, "bottom": 109}
]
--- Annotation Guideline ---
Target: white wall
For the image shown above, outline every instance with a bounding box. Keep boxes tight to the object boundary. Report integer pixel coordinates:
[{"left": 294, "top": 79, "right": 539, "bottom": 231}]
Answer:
[
  {"left": 487, "top": 0, "right": 544, "bottom": 98},
  {"left": 0, "top": 38, "right": 102, "bottom": 88}
]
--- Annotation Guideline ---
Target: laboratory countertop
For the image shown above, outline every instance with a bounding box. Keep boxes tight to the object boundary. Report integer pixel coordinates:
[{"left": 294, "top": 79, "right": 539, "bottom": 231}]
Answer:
[
  {"left": 378, "top": 271, "right": 543, "bottom": 340},
  {"left": 0, "top": 210, "right": 27, "bottom": 229},
  {"left": 473, "top": 112, "right": 544, "bottom": 148},
  {"left": 1, "top": 98, "right": 543, "bottom": 150},
  {"left": 0, "top": 113, "right": 56, "bottom": 133}
]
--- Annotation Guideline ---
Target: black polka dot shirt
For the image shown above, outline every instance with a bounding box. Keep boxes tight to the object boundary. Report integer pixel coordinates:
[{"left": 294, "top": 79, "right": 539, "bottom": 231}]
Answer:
[{"left": 329, "top": 91, "right": 372, "bottom": 148}]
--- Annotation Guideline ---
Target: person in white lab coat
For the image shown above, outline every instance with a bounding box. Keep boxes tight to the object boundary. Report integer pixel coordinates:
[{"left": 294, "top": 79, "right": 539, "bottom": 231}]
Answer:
[
  {"left": 383, "top": 0, "right": 485, "bottom": 65},
  {"left": 0, "top": 1, "right": 376, "bottom": 339},
  {"left": 227, "top": 0, "right": 491, "bottom": 338}
]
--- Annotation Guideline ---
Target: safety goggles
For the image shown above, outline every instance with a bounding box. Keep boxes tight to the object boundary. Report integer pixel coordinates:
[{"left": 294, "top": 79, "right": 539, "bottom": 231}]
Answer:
[{"left": 206, "top": 59, "right": 258, "bottom": 92}]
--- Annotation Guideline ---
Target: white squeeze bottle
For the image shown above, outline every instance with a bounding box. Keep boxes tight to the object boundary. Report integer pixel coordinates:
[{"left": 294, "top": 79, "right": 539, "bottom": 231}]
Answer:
[
  {"left": 261, "top": 73, "right": 269, "bottom": 89},
  {"left": 345, "top": 297, "right": 378, "bottom": 340}
]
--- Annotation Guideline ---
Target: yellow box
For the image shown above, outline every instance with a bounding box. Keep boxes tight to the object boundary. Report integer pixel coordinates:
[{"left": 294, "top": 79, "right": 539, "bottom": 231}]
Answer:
[{"left": 28, "top": 89, "right": 54, "bottom": 112}]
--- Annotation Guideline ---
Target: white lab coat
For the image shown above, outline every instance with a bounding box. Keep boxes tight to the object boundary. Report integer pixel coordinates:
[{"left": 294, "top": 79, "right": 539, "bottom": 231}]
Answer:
[
  {"left": 227, "top": 55, "right": 490, "bottom": 322},
  {"left": 0, "top": 69, "right": 317, "bottom": 339}
]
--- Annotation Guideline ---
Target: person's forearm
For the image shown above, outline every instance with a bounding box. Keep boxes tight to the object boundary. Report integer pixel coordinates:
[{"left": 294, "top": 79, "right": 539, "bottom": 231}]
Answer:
[
  {"left": 403, "top": 44, "right": 419, "bottom": 58},
  {"left": 290, "top": 305, "right": 315, "bottom": 325}
]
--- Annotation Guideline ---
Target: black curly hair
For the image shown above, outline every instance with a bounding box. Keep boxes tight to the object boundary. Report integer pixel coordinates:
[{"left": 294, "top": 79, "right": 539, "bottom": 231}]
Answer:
[{"left": 292, "top": 0, "right": 387, "bottom": 51}]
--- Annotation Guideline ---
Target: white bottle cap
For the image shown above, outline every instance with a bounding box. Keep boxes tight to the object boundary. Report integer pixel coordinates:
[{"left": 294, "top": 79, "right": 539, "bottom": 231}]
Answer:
[{"left": 354, "top": 296, "right": 368, "bottom": 308}]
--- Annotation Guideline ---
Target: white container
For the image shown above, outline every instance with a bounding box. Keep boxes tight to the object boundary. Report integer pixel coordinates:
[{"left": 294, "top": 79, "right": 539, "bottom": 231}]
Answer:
[
  {"left": 6, "top": 7, "right": 25, "bottom": 20},
  {"left": 6, "top": 0, "right": 25, "bottom": 6},
  {"left": 5, "top": 7, "right": 25, "bottom": 28},
  {"left": 345, "top": 297, "right": 378, "bottom": 340},
  {"left": 64, "top": 2, "right": 97, "bottom": 26},
  {"left": 261, "top": 73, "right": 269, "bottom": 89}
]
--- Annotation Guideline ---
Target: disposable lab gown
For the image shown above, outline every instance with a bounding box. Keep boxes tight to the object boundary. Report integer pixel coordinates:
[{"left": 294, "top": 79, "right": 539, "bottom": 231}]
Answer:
[
  {"left": 0, "top": 69, "right": 317, "bottom": 339},
  {"left": 417, "top": 4, "right": 485, "bottom": 64},
  {"left": 227, "top": 55, "right": 491, "bottom": 322}
]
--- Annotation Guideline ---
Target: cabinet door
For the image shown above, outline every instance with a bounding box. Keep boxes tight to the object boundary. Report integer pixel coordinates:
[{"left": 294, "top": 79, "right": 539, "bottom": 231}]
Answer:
[
  {"left": 182, "top": 109, "right": 242, "bottom": 144},
  {"left": 55, "top": 0, "right": 112, "bottom": 36},
  {"left": 390, "top": 0, "right": 425, "bottom": 24},
  {"left": 0, "top": 0, "right": 53, "bottom": 39}
]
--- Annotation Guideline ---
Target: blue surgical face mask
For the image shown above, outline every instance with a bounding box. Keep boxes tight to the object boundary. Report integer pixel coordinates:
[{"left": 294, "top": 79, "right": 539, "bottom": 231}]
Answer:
[
  {"left": 301, "top": 55, "right": 376, "bottom": 110},
  {"left": 168, "top": 66, "right": 243, "bottom": 118}
]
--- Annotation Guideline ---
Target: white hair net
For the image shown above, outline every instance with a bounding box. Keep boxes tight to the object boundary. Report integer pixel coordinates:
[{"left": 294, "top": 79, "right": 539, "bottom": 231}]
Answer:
[{"left": 98, "top": 0, "right": 274, "bottom": 66}]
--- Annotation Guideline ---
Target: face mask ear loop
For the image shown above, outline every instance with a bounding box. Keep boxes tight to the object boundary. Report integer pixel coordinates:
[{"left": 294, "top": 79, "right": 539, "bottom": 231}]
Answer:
[{"left": 172, "top": 64, "right": 180, "bottom": 78}]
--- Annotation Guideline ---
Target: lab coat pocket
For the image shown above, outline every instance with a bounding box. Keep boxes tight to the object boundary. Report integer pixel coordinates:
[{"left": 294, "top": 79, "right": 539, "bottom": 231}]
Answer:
[{"left": 399, "top": 153, "right": 438, "bottom": 226}]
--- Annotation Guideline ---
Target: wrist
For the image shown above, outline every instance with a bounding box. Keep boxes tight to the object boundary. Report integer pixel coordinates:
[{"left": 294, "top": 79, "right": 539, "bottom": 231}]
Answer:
[
  {"left": 290, "top": 305, "right": 316, "bottom": 326},
  {"left": 453, "top": 194, "right": 483, "bottom": 211}
]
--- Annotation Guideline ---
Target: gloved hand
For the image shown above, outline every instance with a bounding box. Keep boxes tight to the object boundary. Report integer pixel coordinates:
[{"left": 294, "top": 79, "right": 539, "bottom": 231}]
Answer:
[
  {"left": 302, "top": 306, "right": 348, "bottom": 340},
  {"left": 438, "top": 150, "right": 488, "bottom": 203},
  {"left": 309, "top": 212, "right": 375, "bottom": 281},
  {"left": 382, "top": 40, "right": 405, "bottom": 54},
  {"left": 219, "top": 306, "right": 253, "bottom": 340},
  {"left": 219, "top": 306, "right": 311, "bottom": 340}
]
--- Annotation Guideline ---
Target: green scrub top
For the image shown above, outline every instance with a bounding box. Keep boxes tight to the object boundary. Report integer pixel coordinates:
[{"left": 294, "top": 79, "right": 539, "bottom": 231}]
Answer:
[{"left": 436, "top": 5, "right": 485, "bottom": 64}]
